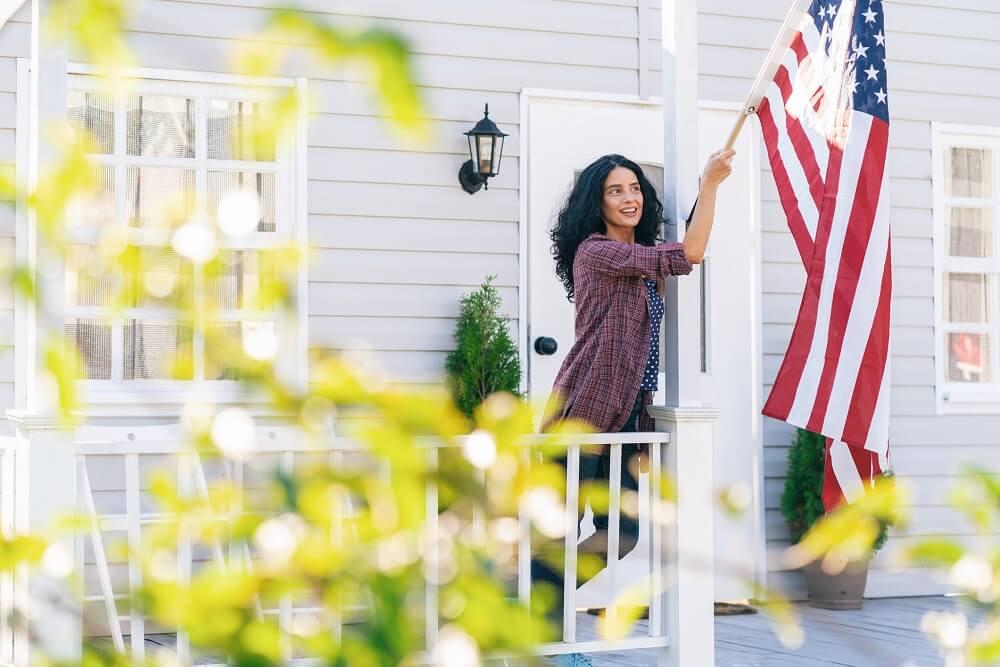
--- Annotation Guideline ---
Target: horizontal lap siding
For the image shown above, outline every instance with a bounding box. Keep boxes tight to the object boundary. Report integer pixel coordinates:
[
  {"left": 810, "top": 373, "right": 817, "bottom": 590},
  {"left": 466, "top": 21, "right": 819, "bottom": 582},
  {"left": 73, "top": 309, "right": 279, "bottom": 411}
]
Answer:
[
  {"left": 59, "top": 3, "right": 643, "bottom": 633},
  {"left": 698, "top": 2, "right": 1000, "bottom": 598},
  {"left": 111, "top": 0, "right": 643, "bottom": 385}
]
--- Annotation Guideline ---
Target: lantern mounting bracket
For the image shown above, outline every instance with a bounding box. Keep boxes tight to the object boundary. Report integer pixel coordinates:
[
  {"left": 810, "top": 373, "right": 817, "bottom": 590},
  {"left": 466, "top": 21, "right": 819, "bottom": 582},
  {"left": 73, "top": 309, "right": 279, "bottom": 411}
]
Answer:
[{"left": 458, "top": 160, "right": 486, "bottom": 194}]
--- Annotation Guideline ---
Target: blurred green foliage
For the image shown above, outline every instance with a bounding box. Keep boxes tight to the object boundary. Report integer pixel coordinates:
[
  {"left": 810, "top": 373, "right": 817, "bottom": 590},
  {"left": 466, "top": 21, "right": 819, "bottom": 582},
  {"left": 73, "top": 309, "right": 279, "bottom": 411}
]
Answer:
[
  {"left": 3, "top": 2, "right": 571, "bottom": 665},
  {"left": 3, "top": 1, "right": 983, "bottom": 666}
]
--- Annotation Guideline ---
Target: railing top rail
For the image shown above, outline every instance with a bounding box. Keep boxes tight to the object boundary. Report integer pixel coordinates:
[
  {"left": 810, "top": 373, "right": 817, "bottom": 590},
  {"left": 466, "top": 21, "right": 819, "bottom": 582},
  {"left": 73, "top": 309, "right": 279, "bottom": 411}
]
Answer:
[{"left": 72, "top": 428, "right": 670, "bottom": 456}]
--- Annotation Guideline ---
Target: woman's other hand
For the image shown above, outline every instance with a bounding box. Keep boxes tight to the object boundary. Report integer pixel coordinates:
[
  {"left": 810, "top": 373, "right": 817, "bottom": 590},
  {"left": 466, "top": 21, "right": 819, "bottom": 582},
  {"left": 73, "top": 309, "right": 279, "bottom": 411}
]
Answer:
[{"left": 702, "top": 148, "right": 736, "bottom": 188}]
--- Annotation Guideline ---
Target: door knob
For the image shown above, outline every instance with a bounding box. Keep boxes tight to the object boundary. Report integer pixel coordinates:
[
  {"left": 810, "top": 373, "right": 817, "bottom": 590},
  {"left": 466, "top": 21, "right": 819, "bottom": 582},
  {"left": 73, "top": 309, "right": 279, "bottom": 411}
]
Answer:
[{"left": 534, "top": 336, "right": 558, "bottom": 356}]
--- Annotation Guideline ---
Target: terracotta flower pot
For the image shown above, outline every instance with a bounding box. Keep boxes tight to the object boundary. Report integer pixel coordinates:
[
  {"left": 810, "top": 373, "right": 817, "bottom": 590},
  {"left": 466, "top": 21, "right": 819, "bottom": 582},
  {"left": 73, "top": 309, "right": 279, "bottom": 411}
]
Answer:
[{"left": 802, "top": 558, "right": 870, "bottom": 610}]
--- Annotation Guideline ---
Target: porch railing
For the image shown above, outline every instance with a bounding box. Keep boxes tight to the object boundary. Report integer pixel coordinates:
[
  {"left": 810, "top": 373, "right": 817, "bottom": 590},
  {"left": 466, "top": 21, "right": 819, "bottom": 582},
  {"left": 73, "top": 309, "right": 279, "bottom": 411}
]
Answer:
[{"left": 69, "top": 423, "right": 672, "bottom": 663}]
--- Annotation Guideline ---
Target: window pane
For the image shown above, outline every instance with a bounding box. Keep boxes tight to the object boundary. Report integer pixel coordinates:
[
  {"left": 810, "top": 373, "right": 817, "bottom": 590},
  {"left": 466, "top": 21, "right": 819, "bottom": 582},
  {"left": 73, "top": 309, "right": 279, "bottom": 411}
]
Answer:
[
  {"left": 205, "top": 321, "right": 241, "bottom": 380},
  {"left": 208, "top": 100, "right": 276, "bottom": 162},
  {"left": 126, "top": 247, "right": 192, "bottom": 308},
  {"left": 65, "top": 318, "right": 111, "bottom": 380},
  {"left": 66, "top": 165, "right": 114, "bottom": 228},
  {"left": 66, "top": 245, "right": 119, "bottom": 307},
  {"left": 127, "top": 95, "right": 195, "bottom": 158},
  {"left": 68, "top": 91, "right": 114, "bottom": 155},
  {"left": 208, "top": 171, "right": 276, "bottom": 233},
  {"left": 207, "top": 250, "right": 273, "bottom": 311},
  {"left": 947, "top": 207, "right": 992, "bottom": 257},
  {"left": 207, "top": 99, "right": 275, "bottom": 161},
  {"left": 944, "top": 273, "right": 990, "bottom": 323},
  {"left": 204, "top": 321, "right": 276, "bottom": 381},
  {"left": 947, "top": 147, "right": 993, "bottom": 198},
  {"left": 123, "top": 320, "right": 193, "bottom": 380},
  {"left": 948, "top": 333, "right": 992, "bottom": 383},
  {"left": 126, "top": 167, "right": 195, "bottom": 228}
]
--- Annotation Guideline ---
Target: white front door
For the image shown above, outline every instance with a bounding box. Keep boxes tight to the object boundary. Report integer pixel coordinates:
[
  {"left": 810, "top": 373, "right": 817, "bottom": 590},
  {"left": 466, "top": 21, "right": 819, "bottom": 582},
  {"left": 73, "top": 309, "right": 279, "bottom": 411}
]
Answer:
[
  {"left": 526, "top": 95, "right": 664, "bottom": 401},
  {"left": 524, "top": 93, "right": 763, "bottom": 602}
]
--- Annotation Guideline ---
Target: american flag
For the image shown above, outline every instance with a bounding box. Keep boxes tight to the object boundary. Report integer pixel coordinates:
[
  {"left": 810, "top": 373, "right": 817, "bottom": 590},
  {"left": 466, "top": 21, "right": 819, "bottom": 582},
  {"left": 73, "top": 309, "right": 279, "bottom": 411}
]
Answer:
[{"left": 756, "top": 0, "right": 892, "bottom": 511}]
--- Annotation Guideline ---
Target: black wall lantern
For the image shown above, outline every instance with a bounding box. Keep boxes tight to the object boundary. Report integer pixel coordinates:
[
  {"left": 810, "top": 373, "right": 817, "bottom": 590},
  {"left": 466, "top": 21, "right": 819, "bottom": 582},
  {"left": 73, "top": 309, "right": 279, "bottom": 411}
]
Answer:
[{"left": 459, "top": 104, "right": 508, "bottom": 194}]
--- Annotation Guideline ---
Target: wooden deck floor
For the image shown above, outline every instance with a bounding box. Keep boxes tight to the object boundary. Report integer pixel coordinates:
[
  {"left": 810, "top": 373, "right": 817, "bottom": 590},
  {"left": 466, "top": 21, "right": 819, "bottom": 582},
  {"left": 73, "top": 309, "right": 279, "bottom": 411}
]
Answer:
[
  {"left": 589, "top": 595, "right": 965, "bottom": 666},
  {"left": 129, "top": 596, "right": 966, "bottom": 666}
]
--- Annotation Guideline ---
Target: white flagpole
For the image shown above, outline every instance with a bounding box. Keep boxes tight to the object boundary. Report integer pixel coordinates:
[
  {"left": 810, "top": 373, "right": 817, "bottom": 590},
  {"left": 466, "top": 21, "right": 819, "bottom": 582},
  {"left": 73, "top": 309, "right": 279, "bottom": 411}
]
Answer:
[{"left": 724, "top": 0, "right": 814, "bottom": 150}]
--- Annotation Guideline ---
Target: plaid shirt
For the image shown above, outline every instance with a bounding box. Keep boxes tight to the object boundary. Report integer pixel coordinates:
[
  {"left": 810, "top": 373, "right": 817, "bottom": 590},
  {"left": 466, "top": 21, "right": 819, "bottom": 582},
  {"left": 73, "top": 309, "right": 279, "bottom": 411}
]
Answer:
[{"left": 544, "top": 233, "right": 692, "bottom": 433}]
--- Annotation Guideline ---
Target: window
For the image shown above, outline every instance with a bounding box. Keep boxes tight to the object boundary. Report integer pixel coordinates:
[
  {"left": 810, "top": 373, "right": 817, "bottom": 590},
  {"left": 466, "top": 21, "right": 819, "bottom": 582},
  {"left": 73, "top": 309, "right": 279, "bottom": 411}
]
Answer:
[
  {"left": 63, "top": 73, "right": 304, "bottom": 403},
  {"left": 934, "top": 124, "right": 1000, "bottom": 412}
]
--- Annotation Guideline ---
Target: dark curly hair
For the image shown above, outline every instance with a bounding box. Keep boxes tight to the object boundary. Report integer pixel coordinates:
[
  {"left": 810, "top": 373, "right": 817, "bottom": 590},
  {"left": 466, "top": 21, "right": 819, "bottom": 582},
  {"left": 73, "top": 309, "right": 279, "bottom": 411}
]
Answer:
[{"left": 549, "top": 154, "right": 664, "bottom": 301}]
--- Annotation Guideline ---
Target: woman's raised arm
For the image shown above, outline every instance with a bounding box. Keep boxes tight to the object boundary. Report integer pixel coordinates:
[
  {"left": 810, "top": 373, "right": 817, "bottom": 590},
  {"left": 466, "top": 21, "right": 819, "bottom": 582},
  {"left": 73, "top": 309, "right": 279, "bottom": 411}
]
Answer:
[
  {"left": 684, "top": 149, "right": 735, "bottom": 264},
  {"left": 576, "top": 238, "right": 693, "bottom": 279}
]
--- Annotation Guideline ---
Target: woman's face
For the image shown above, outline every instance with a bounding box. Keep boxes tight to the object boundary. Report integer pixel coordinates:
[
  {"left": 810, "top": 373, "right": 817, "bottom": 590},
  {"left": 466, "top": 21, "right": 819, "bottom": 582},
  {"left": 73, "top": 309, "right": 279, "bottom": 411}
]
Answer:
[{"left": 600, "top": 166, "right": 643, "bottom": 233}]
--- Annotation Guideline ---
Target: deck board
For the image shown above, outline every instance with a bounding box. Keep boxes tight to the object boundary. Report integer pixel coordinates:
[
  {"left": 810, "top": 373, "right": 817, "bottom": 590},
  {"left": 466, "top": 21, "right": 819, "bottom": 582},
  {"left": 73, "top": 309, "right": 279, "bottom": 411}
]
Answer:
[{"left": 125, "top": 596, "right": 970, "bottom": 666}]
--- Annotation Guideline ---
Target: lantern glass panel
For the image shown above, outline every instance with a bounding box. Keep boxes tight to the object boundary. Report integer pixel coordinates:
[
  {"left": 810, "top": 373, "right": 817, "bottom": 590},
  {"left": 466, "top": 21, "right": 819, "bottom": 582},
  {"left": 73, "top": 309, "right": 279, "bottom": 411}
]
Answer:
[
  {"left": 477, "top": 135, "right": 494, "bottom": 175},
  {"left": 494, "top": 136, "right": 505, "bottom": 176}
]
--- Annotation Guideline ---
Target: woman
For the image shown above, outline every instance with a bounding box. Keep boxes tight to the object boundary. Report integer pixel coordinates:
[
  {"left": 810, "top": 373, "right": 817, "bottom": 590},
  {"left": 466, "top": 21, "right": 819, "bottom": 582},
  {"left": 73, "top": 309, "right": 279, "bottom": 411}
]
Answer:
[{"left": 537, "top": 150, "right": 734, "bottom": 666}]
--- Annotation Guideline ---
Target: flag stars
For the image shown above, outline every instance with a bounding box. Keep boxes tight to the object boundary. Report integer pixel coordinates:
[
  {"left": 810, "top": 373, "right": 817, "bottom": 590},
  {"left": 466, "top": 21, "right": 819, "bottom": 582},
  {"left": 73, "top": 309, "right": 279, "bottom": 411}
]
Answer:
[
  {"left": 826, "top": 4, "right": 837, "bottom": 17},
  {"left": 863, "top": 7, "right": 878, "bottom": 23},
  {"left": 875, "top": 88, "right": 887, "bottom": 105},
  {"left": 864, "top": 64, "right": 880, "bottom": 81},
  {"left": 874, "top": 31, "right": 886, "bottom": 47},
  {"left": 852, "top": 42, "right": 869, "bottom": 59},
  {"left": 849, "top": 79, "right": 860, "bottom": 95}
]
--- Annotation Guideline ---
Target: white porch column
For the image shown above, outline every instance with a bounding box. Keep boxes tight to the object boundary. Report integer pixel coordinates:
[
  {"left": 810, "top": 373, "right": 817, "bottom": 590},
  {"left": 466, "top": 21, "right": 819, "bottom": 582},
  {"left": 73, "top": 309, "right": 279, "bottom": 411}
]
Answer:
[
  {"left": 649, "top": 405, "right": 717, "bottom": 667},
  {"left": 658, "top": 1, "right": 717, "bottom": 667},
  {"left": 27, "top": 0, "right": 70, "bottom": 411},
  {"left": 6, "top": 2, "right": 80, "bottom": 664},
  {"left": 6, "top": 412, "right": 79, "bottom": 664}
]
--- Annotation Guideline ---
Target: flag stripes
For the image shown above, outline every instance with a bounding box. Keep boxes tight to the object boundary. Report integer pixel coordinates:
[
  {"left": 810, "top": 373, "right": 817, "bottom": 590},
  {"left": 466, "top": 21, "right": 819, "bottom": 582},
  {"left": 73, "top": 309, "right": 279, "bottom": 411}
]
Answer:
[{"left": 756, "top": 0, "right": 892, "bottom": 511}]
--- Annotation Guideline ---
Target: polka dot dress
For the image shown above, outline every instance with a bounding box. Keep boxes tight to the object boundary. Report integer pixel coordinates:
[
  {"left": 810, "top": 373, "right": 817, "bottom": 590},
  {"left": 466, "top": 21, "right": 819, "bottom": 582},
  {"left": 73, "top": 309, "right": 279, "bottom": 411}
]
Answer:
[{"left": 641, "top": 279, "right": 663, "bottom": 391}]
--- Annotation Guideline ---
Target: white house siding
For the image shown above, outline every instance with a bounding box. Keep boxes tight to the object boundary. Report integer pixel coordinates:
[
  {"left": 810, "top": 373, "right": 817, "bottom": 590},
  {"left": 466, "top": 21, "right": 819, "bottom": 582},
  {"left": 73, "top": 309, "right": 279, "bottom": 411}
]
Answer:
[
  {"left": 0, "top": 5, "right": 28, "bottom": 434},
  {"left": 696, "top": 0, "right": 1000, "bottom": 598},
  {"left": 102, "top": 0, "right": 648, "bottom": 389}
]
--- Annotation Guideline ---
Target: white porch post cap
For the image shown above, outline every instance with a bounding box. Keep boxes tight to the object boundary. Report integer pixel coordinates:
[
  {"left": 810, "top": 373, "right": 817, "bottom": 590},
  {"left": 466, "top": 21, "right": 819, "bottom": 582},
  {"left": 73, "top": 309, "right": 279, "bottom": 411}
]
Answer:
[
  {"left": 6, "top": 409, "right": 76, "bottom": 430},
  {"left": 647, "top": 405, "right": 720, "bottom": 424}
]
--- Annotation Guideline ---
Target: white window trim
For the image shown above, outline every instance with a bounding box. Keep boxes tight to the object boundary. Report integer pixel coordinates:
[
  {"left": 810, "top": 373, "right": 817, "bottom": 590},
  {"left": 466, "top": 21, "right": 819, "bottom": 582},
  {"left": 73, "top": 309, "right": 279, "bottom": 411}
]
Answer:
[
  {"left": 932, "top": 122, "right": 1000, "bottom": 414},
  {"left": 18, "top": 64, "right": 309, "bottom": 414}
]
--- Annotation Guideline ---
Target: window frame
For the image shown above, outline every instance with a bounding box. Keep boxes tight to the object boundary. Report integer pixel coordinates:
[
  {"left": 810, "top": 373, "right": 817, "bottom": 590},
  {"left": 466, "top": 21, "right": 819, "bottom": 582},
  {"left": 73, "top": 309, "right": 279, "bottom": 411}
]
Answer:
[
  {"left": 933, "top": 122, "right": 1000, "bottom": 414},
  {"left": 61, "top": 64, "right": 309, "bottom": 409}
]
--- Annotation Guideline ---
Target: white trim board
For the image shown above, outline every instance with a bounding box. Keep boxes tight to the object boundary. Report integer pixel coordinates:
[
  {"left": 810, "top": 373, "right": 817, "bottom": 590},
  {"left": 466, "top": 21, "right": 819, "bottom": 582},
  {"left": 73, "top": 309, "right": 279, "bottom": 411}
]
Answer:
[
  {"left": 13, "top": 58, "right": 29, "bottom": 410},
  {"left": 67, "top": 63, "right": 297, "bottom": 89}
]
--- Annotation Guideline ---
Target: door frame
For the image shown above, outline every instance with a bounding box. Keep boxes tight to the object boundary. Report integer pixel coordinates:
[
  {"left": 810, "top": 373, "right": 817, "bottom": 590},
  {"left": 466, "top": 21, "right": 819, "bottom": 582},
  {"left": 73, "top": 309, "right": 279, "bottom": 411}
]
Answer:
[{"left": 518, "top": 90, "right": 767, "bottom": 593}]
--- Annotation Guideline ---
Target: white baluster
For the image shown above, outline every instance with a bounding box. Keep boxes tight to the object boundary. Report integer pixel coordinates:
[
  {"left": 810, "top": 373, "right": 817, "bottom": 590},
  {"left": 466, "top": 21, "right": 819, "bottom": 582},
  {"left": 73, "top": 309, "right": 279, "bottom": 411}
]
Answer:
[
  {"left": 607, "top": 443, "right": 623, "bottom": 633},
  {"left": 563, "top": 445, "right": 580, "bottom": 644}
]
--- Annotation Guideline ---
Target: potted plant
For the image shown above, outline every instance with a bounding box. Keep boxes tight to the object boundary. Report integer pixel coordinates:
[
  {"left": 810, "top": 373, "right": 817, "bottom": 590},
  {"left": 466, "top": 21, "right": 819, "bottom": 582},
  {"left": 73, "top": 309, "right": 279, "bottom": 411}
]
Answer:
[
  {"left": 780, "top": 427, "right": 889, "bottom": 610},
  {"left": 445, "top": 276, "right": 522, "bottom": 417}
]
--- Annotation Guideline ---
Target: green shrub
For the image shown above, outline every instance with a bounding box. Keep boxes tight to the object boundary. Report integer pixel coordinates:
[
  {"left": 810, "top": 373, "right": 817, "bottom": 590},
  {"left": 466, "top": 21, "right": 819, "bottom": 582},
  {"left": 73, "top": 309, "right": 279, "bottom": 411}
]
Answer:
[
  {"left": 446, "top": 276, "right": 522, "bottom": 417},
  {"left": 781, "top": 427, "right": 888, "bottom": 552}
]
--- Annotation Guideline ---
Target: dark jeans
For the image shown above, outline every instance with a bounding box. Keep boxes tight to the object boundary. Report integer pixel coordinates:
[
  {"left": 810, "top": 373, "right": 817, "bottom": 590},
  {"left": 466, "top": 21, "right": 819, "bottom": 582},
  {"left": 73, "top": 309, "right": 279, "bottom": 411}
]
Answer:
[{"left": 530, "top": 393, "right": 644, "bottom": 631}]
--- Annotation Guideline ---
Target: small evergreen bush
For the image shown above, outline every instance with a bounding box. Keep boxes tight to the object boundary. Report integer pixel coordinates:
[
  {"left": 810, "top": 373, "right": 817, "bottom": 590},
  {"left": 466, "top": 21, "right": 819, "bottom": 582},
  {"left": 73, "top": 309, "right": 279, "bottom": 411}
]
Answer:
[
  {"left": 446, "top": 276, "right": 522, "bottom": 417},
  {"left": 781, "top": 427, "right": 888, "bottom": 551},
  {"left": 781, "top": 428, "right": 828, "bottom": 545}
]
